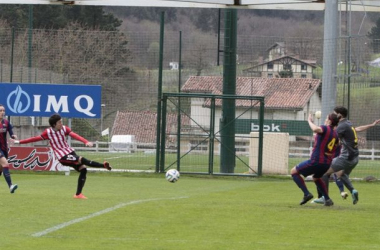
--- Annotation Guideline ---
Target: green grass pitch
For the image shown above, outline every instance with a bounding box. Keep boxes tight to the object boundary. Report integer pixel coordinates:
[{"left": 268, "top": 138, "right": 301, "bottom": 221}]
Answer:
[
  {"left": 1, "top": 172, "right": 380, "bottom": 250},
  {"left": 78, "top": 151, "right": 380, "bottom": 178}
]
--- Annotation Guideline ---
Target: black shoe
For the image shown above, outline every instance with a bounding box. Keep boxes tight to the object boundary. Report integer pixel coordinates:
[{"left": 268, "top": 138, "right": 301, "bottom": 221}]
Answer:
[
  {"left": 324, "top": 199, "right": 334, "bottom": 206},
  {"left": 300, "top": 193, "right": 314, "bottom": 205}
]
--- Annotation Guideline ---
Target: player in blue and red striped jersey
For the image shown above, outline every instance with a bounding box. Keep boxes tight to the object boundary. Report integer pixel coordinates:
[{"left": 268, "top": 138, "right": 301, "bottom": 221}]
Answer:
[
  {"left": 13, "top": 113, "right": 112, "bottom": 199},
  {"left": 0, "top": 104, "right": 18, "bottom": 193},
  {"left": 291, "top": 112, "right": 340, "bottom": 206}
]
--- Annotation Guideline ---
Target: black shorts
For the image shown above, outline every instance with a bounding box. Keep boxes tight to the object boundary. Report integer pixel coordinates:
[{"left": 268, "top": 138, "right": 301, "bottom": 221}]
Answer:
[
  {"left": 0, "top": 149, "right": 8, "bottom": 159},
  {"left": 59, "top": 152, "right": 83, "bottom": 171}
]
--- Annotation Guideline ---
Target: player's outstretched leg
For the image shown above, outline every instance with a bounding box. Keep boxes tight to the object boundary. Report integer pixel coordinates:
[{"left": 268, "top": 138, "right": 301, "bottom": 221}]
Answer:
[{"left": 80, "top": 157, "right": 112, "bottom": 171}]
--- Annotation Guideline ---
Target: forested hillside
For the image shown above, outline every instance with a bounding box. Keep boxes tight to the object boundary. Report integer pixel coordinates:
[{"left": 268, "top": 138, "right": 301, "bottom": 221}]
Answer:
[
  {"left": 108, "top": 7, "right": 376, "bottom": 38},
  {"left": 0, "top": 5, "right": 377, "bottom": 42}
]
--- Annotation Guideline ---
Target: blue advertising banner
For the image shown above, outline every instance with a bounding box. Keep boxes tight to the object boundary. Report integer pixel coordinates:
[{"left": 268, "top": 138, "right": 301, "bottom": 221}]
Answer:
[{"left": 0, "top": 83, "right": 101, "bottom": 118}]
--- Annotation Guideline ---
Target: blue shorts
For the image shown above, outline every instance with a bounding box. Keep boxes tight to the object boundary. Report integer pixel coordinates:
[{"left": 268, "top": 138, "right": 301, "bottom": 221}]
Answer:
[
  {"left": 296, "top": 160, "right": 330, "bottom": 178},
  {"left": 0, "top": 149, "right": 8, "bottom": 159}
]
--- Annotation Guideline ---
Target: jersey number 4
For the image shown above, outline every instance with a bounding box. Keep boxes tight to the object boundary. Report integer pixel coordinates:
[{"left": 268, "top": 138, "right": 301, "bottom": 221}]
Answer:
[{"left": 327, "top": 138, "right": 337, "bottom": 152}]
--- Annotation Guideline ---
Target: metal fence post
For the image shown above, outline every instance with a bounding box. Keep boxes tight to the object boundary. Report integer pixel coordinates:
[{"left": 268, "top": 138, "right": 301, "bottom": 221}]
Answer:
[{"left": 155, "top": 11, "right": 165, "bottom": 173}]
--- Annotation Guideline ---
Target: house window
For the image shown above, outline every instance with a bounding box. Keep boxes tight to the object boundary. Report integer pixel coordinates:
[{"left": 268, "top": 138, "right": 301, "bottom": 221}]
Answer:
[
  {"left": 301, "top": 74, "right": 307, "bottom": 78},
  {"left": 189, "top": 140, "right": 208, "bottom": 151},
  {"left": 268, "top": 73, "right": 273, "bottom": 78},
  {"left": 267, "top": 62, "right": 273, "bottom": 70},
  {"left": 283, "top": 63, "right": 291, "bottom": 70},
  {"left": 301, "top": 64, "right": 307, "bottom": 71}
]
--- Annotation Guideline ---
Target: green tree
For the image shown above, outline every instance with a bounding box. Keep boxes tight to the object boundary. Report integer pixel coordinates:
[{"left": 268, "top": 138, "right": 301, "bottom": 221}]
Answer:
[
  {"left": 190, "top": 9, "right": 219, "bottom": 33},
  {"left": 107, "top": 7, "right": 177, "bottom": 23},
  {"left": 0, "top": 5, "right": 29, "bottom": 28},
  {"left": 66, "top": 6, "right": 121, "bottom": 31},
  {"left": 0, "top": 5, "right": 121, "bottom": 30}
]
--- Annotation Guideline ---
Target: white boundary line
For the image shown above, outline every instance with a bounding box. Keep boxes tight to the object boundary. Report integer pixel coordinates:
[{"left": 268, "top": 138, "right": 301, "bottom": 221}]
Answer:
[{"left": 31, "top": 196, "right": 188, "bottom": 237}]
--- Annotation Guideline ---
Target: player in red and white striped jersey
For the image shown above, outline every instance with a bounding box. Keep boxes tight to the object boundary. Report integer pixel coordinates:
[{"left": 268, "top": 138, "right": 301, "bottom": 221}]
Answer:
[{"left": 13, "top": 114, "right": 112, "bottom": 199}]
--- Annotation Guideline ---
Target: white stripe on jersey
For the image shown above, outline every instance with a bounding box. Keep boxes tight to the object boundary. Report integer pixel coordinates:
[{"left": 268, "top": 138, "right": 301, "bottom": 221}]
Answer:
[{"left": 46, "top": 126, "right": 74, "bottom": 159}]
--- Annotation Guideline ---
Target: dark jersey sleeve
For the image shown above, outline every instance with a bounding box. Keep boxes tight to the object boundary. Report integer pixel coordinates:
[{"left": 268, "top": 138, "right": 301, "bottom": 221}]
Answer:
[{"left": 7, "top": 121, "right": 15, "bottom": 138}]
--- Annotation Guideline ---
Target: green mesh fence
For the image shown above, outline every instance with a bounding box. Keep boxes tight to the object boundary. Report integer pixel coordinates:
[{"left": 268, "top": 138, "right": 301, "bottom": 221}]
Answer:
[{"left": 1, "top": 26, "right": 380, "bottom": 177}]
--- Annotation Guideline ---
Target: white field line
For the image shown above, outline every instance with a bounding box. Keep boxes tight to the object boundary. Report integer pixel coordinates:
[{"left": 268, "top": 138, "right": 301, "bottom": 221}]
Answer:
[
  {"left": 85, "top": 168, "right": 154, "bottom": 173},
  {"left": 104, "top": 155, "right": 136, "bottom": 160},
  {"left": 31, "top": 196, "right": 188, "bottom": 237}
]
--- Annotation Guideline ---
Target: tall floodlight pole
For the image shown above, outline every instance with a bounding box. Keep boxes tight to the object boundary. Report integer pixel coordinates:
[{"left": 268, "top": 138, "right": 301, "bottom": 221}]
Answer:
[
  {"left": 177, "top": 30, "right": 182, "bottom": 171},
  {"left": 220, "top": 9, "right": 237, "bottom": 173},
  {"left": 28, "top": 5, "right": 33, "bottom": 83},
  {"left": 155, "top": 11, "right": 165, "bottom": 173},
  {"left": 346, "top": 1, "right": 352, "bottom": 119},
  {"left": 321, "top": 0, "right": 338, "bottom": 119}
]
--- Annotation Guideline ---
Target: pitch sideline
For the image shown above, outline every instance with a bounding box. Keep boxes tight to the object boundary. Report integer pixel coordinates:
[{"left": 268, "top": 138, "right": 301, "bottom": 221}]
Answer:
[{"left": 31, "top": 196, "right": 188, "bottom": 237}]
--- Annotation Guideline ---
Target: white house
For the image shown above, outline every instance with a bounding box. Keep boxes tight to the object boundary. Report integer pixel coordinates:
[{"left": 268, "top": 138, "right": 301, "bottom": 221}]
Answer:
[{"left": 243, "top": 55, "right": 317, "bottom": 79}]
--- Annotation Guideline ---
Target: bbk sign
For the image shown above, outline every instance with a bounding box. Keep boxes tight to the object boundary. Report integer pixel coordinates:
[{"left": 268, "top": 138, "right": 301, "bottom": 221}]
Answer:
[
  {"left": 0, "top": 83, "right": 101, "bottom": 118},
  {"left": 235, "top": 119, "right": 311, "bottom": 136},
  {"left": 251, "top": 123, "right": 280, "bottom": 132}
]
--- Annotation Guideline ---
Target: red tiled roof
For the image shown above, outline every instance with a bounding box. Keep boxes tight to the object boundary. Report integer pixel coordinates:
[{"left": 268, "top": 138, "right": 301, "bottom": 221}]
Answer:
[
  {"left": 112, "top": 110, "right": 189, "bottom": 144},
  {"left": 181, "top": 76, "right": 321, "bottom": 109}
]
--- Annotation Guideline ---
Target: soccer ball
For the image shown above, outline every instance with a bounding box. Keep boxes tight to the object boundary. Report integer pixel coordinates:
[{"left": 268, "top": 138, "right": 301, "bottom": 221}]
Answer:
[
  {"left": 315, "top": 110, "right": 322, "bottom": 119},
  {"left": 165, "top": 169, "right": 180, "bottom": 183}
]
